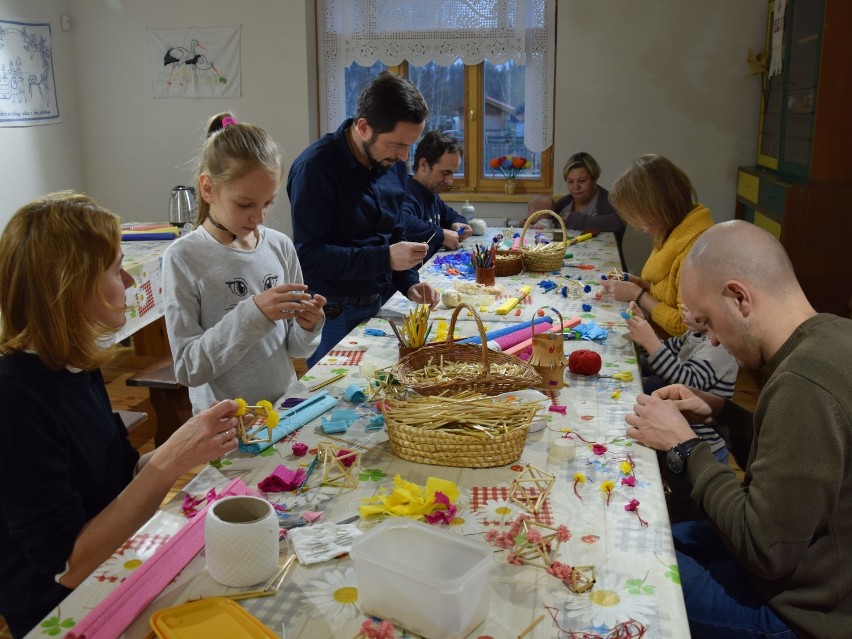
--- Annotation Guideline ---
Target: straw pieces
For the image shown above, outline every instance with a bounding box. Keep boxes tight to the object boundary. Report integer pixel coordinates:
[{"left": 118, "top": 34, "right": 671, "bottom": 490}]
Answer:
[
  {"left": 399, "top": 304, "right": 432, "bottom": 349},
  {"left": 392, "top": 302, "right": 542, "bottom": 397}
]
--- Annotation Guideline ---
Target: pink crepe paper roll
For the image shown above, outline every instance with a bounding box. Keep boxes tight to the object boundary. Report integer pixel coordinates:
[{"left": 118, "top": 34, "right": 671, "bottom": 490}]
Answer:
[
  {"left": 490, "top": 321, "right": 553, "bottom": 351},
  {"left": 504, "top": 317, "right": 583, "bottom": 356}
]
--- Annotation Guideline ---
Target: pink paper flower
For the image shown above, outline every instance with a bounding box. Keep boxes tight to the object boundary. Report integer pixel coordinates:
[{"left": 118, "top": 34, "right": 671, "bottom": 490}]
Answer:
[
  {"left": 556, "top": 525, "right": 571, "bottom": 542},
  {"left": 625, "top": 498, "right": 648, "bottom": 527},
  {"left": 424, "top": 491, "right": 458, "bottom": 525},
  {"left": 291, "top": 442, "right": 308, "bottom": 456},
  {"left": 525, "top": 528, "right": 542, "bottom": 544},
  {"left": 359, "top": 619, "right": 395, "bottom": 639},
  {"left": 507, "top": 552, "right": 525, "bottom": 566},
  {"left": 621, "top": 475, "right": 636, "bottom": 487},
  {"left": 592, "top": 443, "right": 608, "bottom": 455},
  {"left": 258, "top": 464, "right": 306, "bottom": 492},
  {"left": 337, "top": 449, "right": 356, "bottom": 468}
]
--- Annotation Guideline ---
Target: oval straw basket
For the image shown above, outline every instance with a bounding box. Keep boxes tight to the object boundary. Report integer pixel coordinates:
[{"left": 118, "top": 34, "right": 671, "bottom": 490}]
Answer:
[
  {"left": 494, "top": 249, "right": 524, "bottom": 277},
  {"left": 383, "top": 395, "right": 538, "bottom": 468},
  {"left": 391, "top": 302, "right": 542, "bottom": 396},
  {"left": 520, "top": 210, "right": 568, "bottom": 272}
]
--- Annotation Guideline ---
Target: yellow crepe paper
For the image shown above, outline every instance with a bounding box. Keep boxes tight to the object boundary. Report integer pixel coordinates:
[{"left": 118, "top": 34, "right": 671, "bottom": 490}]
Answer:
[{"left": 360, "top": 474, "right": 460, "bottom": 520}]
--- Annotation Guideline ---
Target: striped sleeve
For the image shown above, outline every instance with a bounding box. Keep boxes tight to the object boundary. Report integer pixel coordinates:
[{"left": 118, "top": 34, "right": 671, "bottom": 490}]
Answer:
[{"left": 647, "top": 333, "right": 738, "bottom": 398}]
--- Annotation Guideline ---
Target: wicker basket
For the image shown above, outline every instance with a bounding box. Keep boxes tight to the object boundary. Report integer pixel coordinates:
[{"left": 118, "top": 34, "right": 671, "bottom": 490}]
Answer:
[
  {"left": 391, "top": 302, "right": 542, "bottom": 396},
  {"left": 383, "top": 396, "right": 536, "bottom": 468},
  {"left": 520, "top": 210, "right": 568, "bottom": 272},
  {"left": 494, "top": 249, "right": 524, "bottom": 277}
]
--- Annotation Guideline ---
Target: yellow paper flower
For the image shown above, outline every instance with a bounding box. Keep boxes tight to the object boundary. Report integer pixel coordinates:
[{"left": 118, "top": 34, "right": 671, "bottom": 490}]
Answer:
[
  {"left": 359, "top": 475, "right": 459, "bottom": 520},
  {"left": 600, "top": 480, "right": 615, "bottom": 494},
  {"left": 573, "top": 472, "right": 586, "bottom": 484},
  {"left": 619, "top": 461, "right": 633, "bottom": 475}
]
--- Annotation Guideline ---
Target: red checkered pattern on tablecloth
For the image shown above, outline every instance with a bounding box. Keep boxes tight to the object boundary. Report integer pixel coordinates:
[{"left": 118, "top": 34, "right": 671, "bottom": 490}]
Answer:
[
  {"left": 138, "top": 279, "right": 155, "bottom": 316},
  {"left": 325, "top": 350, "right": 365, "bottom": 366},
  {"left": 470, "top": 485, "right": 553, "bottom": 526}
]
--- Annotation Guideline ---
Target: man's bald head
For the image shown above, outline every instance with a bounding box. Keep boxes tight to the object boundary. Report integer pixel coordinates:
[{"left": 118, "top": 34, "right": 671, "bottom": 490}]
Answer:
[{"left": 685, "top": 220, "right": 799, "bottom": 296}]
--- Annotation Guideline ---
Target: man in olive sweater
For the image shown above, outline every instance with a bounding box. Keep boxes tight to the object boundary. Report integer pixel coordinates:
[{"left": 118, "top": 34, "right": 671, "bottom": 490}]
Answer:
[{"left": 625, "top": 220, "right": 852, "bottom": 639}]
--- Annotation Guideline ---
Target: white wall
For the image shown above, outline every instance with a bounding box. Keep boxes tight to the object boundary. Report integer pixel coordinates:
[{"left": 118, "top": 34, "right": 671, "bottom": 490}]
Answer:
[
  {"left": 68, "top": 0, "right": 311, "bottom": 233},
  {"left": 0, "top": 0, "right": 84, "bottom": 228},
  {"left": 0, "top": 0, "right": 766, "bottom": 264}
]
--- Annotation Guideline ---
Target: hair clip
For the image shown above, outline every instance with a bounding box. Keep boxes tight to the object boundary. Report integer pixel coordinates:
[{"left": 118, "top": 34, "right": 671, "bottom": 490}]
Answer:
[{"left": 221, "top": 115, "right": 238, "bottom": 127}]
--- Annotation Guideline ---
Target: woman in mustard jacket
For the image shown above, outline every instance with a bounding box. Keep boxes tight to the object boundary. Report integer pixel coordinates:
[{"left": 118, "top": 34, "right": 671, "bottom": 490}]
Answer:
[{"left": 601, "top": 154, "right": 714, "bottom": 337}]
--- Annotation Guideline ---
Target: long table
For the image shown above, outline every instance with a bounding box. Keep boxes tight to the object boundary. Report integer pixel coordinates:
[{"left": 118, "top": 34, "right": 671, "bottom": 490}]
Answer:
[{"left": 28, "top": 230, "right": 689, "bottom": 638}]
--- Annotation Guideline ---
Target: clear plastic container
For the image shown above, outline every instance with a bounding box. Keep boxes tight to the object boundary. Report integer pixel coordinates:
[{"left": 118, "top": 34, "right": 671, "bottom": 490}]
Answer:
[{"left": 350, "top": 518, "right": 493, "bottom": 639}]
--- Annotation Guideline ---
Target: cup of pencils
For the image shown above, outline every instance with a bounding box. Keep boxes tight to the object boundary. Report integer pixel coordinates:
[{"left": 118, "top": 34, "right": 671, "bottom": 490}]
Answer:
[
  {"left": 473, "top": 242, "right": 497, "bottom": 286},
  {"left": 390, "top": 305, "right": 432, "bottom": 360}
]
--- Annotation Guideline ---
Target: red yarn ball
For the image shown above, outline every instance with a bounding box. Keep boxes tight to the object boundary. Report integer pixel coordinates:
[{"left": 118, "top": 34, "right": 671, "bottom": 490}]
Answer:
[{"left": 568, "top": 349, "right": 602, "bottom": 375}]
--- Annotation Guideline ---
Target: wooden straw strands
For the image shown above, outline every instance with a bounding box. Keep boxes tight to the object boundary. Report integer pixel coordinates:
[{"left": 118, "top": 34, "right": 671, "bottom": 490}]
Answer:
[
  {"left": 401, "top": 304, "right": 432, "bottom": 348},
  {"left": 404, "top": 355, "right": 530, "bottom": 383},
  {"left": 383, "top": 394, "right": 539, "bottom": 437}
]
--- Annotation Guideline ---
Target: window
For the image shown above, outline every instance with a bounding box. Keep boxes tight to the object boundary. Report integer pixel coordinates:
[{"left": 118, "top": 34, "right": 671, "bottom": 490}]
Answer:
[{"left": 320, "top": 0, "right": 556, "bottom": 197}]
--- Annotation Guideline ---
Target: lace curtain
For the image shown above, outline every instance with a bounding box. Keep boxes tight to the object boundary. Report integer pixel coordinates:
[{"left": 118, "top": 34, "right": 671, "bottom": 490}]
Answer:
[{"left": 318, "top": 0, "right": 555, "bottom": 153}]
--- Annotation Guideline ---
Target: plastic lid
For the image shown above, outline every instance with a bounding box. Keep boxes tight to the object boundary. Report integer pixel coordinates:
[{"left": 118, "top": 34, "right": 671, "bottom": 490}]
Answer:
[{"left": 150, "top": 597, "right": 278, "bottom": 639}]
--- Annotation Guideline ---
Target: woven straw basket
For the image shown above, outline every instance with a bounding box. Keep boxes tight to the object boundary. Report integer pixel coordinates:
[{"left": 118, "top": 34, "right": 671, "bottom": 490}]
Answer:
[
  {"left": 391, "top": 302, "right": 542, "bottom": 396},
  {"left": 520, "top": 210, "right": 568, "bottom": 272},
  {"left": 494, "top": 249, "right": 524, "bottom": 277},
  {"left": 384, "top": 407, "right": 532, "bottom": 468}
]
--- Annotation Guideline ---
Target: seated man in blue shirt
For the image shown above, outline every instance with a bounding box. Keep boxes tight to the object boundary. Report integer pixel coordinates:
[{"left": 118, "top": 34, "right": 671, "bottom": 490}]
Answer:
[
  {"left": 287, "top": 72, "right": 439, "bottom": 367},
  {"left": 401, "top": 130, "right": 473, "bottom": 261}
]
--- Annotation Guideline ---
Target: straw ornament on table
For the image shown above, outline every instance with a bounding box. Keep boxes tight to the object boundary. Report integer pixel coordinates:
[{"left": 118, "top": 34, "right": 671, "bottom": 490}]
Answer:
[{"left": 233, "top": 398, "right": 278, "bottom": 444}]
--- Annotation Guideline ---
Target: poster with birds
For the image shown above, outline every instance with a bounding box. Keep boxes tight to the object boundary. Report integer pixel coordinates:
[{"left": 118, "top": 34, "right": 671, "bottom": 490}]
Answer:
[{"left": 147, "top": 26, "right": 240, "bottom": 98}]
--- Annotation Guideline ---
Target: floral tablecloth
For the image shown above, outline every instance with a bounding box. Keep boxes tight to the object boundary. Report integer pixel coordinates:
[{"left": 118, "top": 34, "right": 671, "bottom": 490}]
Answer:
[{"left": 29, "top": 231, "right": 690, "bottom": 639}]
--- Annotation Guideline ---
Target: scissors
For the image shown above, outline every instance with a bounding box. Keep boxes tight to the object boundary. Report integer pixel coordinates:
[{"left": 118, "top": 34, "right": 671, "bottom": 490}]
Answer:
[{"left": 598, "top": 371, "right": 634, "bottom": 382}]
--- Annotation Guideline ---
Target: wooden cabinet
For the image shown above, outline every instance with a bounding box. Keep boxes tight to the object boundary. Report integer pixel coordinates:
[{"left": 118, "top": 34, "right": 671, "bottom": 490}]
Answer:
[{"left": 736, "top": 0, "right": 852, "bottom": 316}]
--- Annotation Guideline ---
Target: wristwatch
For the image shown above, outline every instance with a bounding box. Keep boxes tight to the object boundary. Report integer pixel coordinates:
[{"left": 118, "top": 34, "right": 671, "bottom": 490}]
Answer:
[{"left": 665, "top": 437, "right": 703, "bottom": 475}]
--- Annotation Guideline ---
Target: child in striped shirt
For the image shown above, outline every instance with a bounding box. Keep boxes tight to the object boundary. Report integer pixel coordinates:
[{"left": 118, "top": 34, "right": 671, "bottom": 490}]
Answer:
[{"left": 626, "top": 301, "right": 738, "bottom": 461}]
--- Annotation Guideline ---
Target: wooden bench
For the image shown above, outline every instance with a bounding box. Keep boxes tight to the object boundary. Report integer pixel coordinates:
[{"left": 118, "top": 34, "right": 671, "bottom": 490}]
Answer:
[{"left": 126, "top": 356, "right": 191, "bottom": 446}]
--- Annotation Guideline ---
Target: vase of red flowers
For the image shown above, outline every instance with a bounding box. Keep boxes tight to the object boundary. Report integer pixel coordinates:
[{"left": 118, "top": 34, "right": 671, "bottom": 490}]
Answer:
[{"left": 489, "top": 155, "right": 531, "bottom": 194}]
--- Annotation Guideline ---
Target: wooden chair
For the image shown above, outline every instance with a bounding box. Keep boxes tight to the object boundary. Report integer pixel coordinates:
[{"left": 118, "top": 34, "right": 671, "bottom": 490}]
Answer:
[{"left": 126, "top": 357, "right": 191, "bottom": 446}]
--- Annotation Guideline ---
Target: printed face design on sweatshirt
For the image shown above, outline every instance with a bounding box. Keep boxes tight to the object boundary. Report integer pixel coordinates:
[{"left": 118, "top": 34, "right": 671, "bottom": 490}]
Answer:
[{"left": 224, "top": 274, "right": 281, "bottom": 310}]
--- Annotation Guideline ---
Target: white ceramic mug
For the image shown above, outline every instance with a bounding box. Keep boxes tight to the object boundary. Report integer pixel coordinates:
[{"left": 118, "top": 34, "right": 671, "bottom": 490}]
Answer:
[{"left": 205, "top": 495, "right": 280, "bottom": 587}]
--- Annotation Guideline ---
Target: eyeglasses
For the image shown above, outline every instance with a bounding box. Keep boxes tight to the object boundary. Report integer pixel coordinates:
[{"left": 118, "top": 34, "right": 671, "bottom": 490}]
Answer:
[{"left": 324, "top": 301, "right": 344, "bottom": 320}]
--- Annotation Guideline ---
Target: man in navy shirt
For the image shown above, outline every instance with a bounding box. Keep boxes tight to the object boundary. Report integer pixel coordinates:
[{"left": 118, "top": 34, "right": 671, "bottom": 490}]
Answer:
[
  {"left": 401, "top": 130, "right": 472, "bottom": 261},
  {"left": 288, "top": 73, "right": 439, "bottom": 366}
]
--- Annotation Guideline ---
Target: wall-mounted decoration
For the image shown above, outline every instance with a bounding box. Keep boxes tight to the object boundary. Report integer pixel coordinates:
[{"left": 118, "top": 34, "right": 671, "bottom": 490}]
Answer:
[
  {"left": 147, "top": 26, "right": 241, "bottom": 98},
  {"left": 0, "top": 16, "right": 60, "bottom": 127}
]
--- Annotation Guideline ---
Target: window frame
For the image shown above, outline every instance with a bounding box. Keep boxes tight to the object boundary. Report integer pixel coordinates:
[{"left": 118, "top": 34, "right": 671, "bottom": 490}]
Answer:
[{"left": 385, "top": 61, "right": 553, "bottom": 201}]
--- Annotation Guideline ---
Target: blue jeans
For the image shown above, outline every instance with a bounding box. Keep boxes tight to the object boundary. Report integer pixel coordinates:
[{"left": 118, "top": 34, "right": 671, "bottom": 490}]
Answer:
[
  {"left": 307, "top": 300, "right": 379, "bottom": 368},
  {"left": 673, "top": 520, "right": 796, "bottom": 639}
]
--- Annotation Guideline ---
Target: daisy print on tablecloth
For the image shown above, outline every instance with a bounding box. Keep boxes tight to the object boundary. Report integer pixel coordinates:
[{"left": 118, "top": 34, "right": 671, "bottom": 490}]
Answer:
[
  {"left": 93, "top": 550, "right": 146, "bottom": 583},
  {"left": 303, "top": 566, "right": 361, "bottom": 622},
  {"left": 557, "top": 572, "right": 656, "bottom": 634},
  {"left": 445, "top": 506, "right": 488, "bottom": 536},
  {"left": 475, "top": 497, "right": 524, "bottom": 526}
]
